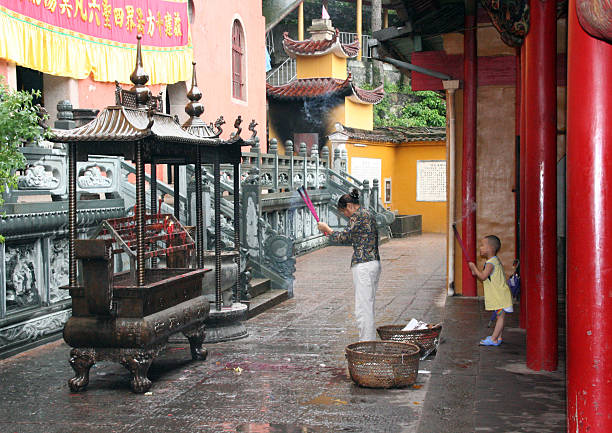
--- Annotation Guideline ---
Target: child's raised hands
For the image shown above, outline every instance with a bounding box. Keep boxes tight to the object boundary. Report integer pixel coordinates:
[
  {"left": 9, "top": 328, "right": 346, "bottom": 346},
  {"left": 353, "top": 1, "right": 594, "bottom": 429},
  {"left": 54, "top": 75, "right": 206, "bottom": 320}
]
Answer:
[{"left": 468, "top": 262, "right": 477, "bottom": 276}]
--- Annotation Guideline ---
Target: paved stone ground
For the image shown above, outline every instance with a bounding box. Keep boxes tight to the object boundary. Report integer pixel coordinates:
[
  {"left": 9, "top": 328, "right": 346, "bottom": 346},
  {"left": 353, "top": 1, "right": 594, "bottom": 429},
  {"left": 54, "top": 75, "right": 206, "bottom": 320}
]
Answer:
[
  {"left": 418, "top": 295, "right": 566, "bottom": 433},
  {"left": 0, "top": 234, "right": 447, "bottom": 433}
]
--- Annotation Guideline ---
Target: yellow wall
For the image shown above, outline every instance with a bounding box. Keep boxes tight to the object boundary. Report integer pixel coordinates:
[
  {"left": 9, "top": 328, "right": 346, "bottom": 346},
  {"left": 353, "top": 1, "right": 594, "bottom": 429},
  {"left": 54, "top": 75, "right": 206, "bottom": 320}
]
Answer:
[
  {"left": 297, "top": 53, "right": 347, "bottom": 80},
  {"left": 344, "top": 140, "right": 447, "bottom": 233},
  {"left": 344, "top": 98, "right": 373, "bottom": 130},
  {"left": 345, "top": 140, "right": 395, "bottom": 200},
  {"left": 394, "top": 143, "right": 448, "bottom": 233}
]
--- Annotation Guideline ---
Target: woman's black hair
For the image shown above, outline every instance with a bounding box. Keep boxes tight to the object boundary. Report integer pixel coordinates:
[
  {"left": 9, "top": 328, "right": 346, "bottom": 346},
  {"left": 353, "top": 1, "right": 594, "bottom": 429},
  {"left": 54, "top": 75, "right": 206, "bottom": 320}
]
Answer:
[{"left": 338, "top": 188, "right": 360, "bottom": 209}]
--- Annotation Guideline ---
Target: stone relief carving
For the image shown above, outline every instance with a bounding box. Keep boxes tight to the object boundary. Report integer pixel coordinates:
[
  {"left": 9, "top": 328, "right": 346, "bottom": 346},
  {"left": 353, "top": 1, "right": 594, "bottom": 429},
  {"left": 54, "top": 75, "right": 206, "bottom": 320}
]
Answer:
[
  {"left": 260, "top": 220, "right": 296, "bottom": 281},
  {"left": 244, "top": 167, "right": 260, "bottom": 185},
  {"left": 261, "top": 172, "right": 273, "bottom": 186},
  {"left": 278, "top": 212, "right": 285, "bottom": 234},
  {"left": 318, "top": 172, "right": 326, "bottom": 184},
  {"left": 296, "top": 209, "right": 303, "bottom": 236},
  {"left": 49, "top": 238, "right": 70, "bottom": 303},
  {"left": 306, "top": 172, "right": 315, "bottom": 186},
  {"left": 18, "top": 165, "right": 60, "bottom": 190},
  {"left": 0, "top": 310, "right": 71, "bottom": 347},
  {"left": 220, "top": 171, "right": 232, "bottom": 184},
  {"left": 287, "top": 209, "right": 295, "bottom": 238},
  {"left": 305, "top": 211, "right": 312, "bottom": 237},
  {"left": 245, "top": 194, "right": 259, "bottom": 251},
  {"left": 278, "top": 172, "right": 289, "bottom": 185},
  {"left": 5, "top": 243, "right": 40, "bottom": 312},
  {"left": 77, "top": 165, "right": 112, "bottom": 189}
]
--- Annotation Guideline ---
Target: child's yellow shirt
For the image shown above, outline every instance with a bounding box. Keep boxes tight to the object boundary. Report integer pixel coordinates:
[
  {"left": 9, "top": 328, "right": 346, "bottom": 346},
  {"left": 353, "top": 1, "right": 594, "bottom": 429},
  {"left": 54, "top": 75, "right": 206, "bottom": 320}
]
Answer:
[{"left": 483, "top": 256, "right": 513, "bottom": 311}]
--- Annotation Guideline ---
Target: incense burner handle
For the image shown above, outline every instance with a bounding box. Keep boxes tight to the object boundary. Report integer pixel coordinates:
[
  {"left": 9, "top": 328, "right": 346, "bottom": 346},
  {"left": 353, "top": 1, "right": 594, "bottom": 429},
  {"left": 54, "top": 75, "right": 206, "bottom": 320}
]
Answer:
[{"left": 76, "top": 239, "right": 114, "bottom": 315}]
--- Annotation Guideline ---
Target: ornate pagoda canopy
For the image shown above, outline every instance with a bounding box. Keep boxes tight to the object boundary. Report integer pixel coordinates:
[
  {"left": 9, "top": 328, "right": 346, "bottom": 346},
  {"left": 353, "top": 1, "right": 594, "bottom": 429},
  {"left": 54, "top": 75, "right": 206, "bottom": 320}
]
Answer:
[
  {"left": 50, "top": 36, "right": 251, "bottom": 164},
  {"left": 282, "top": 29, "right": 360, "bottom": 59},
  {"left": 266, "top": 75, "right": 384, "bottom": 105}
]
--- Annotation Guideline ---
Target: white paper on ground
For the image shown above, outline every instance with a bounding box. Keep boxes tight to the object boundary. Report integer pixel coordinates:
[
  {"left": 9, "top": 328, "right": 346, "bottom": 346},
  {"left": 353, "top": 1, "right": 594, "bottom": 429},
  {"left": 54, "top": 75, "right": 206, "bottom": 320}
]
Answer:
[{"left": 402, "top": 318, "right": 429, "bottom": 331}]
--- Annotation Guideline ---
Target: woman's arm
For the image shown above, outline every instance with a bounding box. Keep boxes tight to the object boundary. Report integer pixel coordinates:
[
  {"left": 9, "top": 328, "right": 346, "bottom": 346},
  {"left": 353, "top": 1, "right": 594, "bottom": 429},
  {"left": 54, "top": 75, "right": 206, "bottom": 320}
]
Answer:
[
  {"left": 317, "top": 222, "right": 333, "bottom": 235},
  {"left": 468, "top": 261, "right": 494, "bottom": 281},
  {"left": 318, "top": 216, "right": 357, "bottom": 244}
]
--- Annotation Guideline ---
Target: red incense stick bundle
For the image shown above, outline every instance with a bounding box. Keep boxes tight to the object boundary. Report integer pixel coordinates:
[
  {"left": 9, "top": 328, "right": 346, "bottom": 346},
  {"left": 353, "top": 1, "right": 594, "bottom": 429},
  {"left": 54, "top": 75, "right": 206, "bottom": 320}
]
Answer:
[
  {"left": 452, "top": 223, "right": 472, "bottom": 263},
  {"left": 298, "top": 186, "right": 327, "bottom": 236}
]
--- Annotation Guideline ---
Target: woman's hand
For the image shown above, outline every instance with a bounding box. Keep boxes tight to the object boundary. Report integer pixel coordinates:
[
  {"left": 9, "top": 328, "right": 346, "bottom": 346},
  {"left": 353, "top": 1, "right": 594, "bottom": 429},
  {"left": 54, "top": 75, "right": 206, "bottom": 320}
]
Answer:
[{"left": 317, "top": 221, "right": 332, "bottom": 235}]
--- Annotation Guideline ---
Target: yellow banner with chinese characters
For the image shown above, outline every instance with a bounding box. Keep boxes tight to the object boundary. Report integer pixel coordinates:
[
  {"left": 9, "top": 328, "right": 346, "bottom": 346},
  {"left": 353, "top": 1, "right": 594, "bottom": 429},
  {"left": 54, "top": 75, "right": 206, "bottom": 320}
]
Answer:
[{"left": 0, "top": 0, "right": 192, "bottom": 84}]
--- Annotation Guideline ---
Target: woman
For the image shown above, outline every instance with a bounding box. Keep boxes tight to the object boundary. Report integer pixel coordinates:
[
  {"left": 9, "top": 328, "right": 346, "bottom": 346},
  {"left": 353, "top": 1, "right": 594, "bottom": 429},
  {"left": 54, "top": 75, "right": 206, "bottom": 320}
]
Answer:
[{"left": 317, "top": 189, "right": 381, "bottom": 341}]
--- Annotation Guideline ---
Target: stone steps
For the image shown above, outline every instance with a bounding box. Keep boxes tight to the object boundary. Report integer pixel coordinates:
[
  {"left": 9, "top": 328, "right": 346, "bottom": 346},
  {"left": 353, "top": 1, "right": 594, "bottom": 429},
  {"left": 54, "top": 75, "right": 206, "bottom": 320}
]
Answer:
[{"left": 246, "top": 289, "right": 289, "bottom": 319}]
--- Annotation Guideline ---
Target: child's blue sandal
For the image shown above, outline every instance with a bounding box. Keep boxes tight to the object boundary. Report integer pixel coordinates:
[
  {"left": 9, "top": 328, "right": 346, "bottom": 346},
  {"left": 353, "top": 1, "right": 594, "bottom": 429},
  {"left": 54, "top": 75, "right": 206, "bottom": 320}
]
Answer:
[{"left": 479, "top": 336, "right": 501, "bottom": 346}]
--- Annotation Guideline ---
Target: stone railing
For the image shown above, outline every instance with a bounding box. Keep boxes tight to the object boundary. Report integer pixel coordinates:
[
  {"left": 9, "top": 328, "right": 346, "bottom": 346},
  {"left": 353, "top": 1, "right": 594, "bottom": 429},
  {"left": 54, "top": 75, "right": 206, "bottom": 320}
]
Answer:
[
  {"left": 2, "top": 146, "right": 123, "bottom": 206},
  {"left": 0, "top": 136, "right": 395, "bottom": 357},
  {"left": 0, "top": 145, "right": 126, "bottom": 357}
]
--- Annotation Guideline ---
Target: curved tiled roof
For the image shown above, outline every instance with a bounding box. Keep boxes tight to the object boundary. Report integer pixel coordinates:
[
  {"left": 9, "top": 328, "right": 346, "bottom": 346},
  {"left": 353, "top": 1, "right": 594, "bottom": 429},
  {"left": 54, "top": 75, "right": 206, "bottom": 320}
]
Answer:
[
  {"left": 266, "top": 77, "right": 352, "bottom": 99},
  {"left": 282, "top": 30, "right": 360, "bottom": 59},
  {"left": 267, "top": 76, "right": 384, "bottom": 105},
  {"left": 51, "top": 106, "right": 220, "bottom": 145},
  {"left": 331, "top": 123, "right": 446, "bottom": 144},
  {"left": 348, "top": 84, "right": 385, "bottom": 105}
]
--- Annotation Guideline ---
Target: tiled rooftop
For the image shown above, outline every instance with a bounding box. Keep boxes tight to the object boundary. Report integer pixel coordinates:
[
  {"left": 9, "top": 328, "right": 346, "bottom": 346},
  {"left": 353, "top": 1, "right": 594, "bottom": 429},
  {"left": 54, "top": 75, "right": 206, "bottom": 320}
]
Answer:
[
  {"left": 282, "top": 30, "right": 360, "bottom": 58},
  {"left": 266, "top": 77, "right": 384, "bottom": 105}
]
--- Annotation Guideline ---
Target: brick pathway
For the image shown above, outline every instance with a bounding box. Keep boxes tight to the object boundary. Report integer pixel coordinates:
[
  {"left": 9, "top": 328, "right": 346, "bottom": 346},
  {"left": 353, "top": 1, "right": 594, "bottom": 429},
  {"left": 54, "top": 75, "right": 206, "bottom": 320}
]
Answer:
[{"left": 0, "top": 234, "right": 447, "bottom": 433}]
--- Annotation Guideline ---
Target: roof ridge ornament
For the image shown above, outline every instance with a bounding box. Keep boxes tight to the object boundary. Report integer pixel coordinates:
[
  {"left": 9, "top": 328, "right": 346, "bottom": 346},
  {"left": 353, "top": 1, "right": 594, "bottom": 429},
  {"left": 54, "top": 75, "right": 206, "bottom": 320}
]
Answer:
[
  {"left": 248, "top": 119, "right": 258, "bottom": 140},
  {"left": 185, "top": 61, "right": 204, "bottom": 119},
  {"left": 128, "top": 35, "right": 152, "bottom": 109},
  {"left": 210, "top": 116, "right": 225, "bottom": 138},
  {"left": 182, "top": 62, "right": 219, "bottom": 138},
  {"left": 232, "top": 116, "right": 242, "bottom": 137}
]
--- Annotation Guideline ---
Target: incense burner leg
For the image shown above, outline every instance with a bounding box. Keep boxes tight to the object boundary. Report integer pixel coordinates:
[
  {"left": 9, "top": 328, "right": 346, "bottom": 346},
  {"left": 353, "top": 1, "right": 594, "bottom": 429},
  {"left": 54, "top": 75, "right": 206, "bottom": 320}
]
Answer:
[
  {"left": 183, "top": 325, "right": 207, "bottom": 361},
  {"left": 68, "top": 348, "right": 96, "bottom": 392},
  {"left": 120, "top": 351, "right": 154, "bottom": 393}
]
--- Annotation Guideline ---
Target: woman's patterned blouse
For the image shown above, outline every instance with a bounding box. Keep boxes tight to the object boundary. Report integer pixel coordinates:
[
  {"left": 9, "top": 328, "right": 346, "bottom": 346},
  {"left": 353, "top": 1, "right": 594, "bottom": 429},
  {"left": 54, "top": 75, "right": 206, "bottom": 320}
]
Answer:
[{"left": 330, "top": 207, "right": 380, "bottom": 267}]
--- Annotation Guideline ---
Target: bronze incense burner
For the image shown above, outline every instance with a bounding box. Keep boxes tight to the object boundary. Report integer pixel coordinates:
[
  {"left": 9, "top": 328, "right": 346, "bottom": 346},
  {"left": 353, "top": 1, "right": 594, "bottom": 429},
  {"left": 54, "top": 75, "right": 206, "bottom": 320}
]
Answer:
[{"left": 50, "top": 36, "right": 252, "bottom": 393}]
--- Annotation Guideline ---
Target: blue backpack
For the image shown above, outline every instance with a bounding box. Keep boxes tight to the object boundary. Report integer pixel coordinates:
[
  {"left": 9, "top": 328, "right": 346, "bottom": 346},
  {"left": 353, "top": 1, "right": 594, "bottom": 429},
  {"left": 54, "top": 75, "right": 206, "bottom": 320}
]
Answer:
[{"left": 508, "top": 272, "right": 520, "bottom": 299}]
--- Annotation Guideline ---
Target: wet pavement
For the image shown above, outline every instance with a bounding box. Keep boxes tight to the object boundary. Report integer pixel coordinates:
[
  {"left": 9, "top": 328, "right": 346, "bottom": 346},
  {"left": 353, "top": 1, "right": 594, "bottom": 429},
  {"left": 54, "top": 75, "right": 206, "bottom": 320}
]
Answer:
[
  {"left": 0, "top": 233, "right": 566, "bottom": 432},
  {"left": 418, "top": 296, "right": 566, "bottom": 433}
]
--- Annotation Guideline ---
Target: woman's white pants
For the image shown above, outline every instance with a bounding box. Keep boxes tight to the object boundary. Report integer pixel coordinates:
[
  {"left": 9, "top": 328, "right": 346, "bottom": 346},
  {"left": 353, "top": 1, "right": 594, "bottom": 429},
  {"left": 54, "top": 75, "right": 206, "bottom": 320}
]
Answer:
[{"left": 351, "top": 260, "right": 381, "bottom": 341}]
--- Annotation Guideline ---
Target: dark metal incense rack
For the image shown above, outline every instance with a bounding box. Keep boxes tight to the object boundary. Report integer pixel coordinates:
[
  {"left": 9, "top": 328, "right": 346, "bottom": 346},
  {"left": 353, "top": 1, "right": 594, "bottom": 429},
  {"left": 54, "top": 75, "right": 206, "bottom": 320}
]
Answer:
[{"left": 50, "top": 35, "right": 253, "bottom": 393}]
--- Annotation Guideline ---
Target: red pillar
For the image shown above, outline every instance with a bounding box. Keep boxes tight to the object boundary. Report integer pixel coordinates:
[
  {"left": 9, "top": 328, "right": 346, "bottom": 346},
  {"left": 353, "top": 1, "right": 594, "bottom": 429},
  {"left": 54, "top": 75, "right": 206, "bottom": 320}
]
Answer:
[
  {"left": 567, "top": 0, "right": 612, "bottom": 429},
  {"left": 524, "top": 0, "right": 557, "bottom": 371},
  {"left": 519, "top": 43, "right": 527, "bottom": 330},
  {"left": 461, "top": 0, "right": 477, "bottom": 296},
  {"left": 514, "top": 48, "right": 521, "bottom": 258}
]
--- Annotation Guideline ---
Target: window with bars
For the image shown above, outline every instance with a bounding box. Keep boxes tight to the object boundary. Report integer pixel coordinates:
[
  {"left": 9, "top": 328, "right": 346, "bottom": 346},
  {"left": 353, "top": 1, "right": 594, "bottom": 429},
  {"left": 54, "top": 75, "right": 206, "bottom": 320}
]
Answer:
[{"left": 232, "top": 20, "right": 245, "bottom": 100}]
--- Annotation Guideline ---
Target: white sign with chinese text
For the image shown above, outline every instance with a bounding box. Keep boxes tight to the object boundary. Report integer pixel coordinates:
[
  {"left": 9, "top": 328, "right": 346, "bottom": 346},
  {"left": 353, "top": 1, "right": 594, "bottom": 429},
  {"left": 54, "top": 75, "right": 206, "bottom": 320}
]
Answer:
[
  {"left": 416, "top": 160, "right": 447, "bottom": 202},
  {"left": 351, "top": 157, "right": 381, "bottom": 185}
]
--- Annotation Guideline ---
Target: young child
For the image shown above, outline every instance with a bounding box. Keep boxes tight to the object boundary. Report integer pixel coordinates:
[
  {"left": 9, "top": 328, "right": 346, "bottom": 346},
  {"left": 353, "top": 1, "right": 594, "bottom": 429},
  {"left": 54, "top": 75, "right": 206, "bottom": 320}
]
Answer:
[{"left": 468, "top": 235, "right": 513, "bottom": 346}]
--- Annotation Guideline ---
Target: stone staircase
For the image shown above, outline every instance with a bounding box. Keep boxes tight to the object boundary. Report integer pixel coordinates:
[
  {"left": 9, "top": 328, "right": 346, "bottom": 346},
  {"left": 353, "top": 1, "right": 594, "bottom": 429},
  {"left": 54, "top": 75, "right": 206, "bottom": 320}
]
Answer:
[{"left": 246, "top": 278, "right": 289, "bottom": 319}]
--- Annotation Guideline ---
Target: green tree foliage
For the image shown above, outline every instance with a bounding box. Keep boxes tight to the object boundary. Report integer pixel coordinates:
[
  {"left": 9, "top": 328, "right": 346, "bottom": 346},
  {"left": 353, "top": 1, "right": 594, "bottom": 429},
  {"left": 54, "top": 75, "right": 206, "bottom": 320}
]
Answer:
[
  {"left": 372, "top": 82, "right": 446, "bottom": 128},
  {"left": 0, "top": 78, "right": 48, "bottom": 241}
]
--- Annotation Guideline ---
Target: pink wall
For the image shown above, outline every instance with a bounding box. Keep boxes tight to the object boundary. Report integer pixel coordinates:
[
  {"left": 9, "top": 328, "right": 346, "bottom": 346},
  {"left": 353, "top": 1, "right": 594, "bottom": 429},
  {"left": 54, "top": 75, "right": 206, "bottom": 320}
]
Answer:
[
  {"left": 0, "top": 1, "right": 265, "bottom": 149},
  {"left": 77, "top": 74, "right": 164, "bottom": 111},
  {"left": 190, "top": 1, "right": 267, "bottom": 150}
]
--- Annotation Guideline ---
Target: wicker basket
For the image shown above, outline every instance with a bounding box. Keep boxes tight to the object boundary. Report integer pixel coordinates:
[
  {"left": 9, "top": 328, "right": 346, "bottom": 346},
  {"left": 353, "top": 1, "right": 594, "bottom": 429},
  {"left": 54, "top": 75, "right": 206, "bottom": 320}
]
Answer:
[
  {"left": 345, "top": 341, "right": 420, "bottom": 388},
  {"left": 377, "top": 322, "right": 442, "bottom": 357}
]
